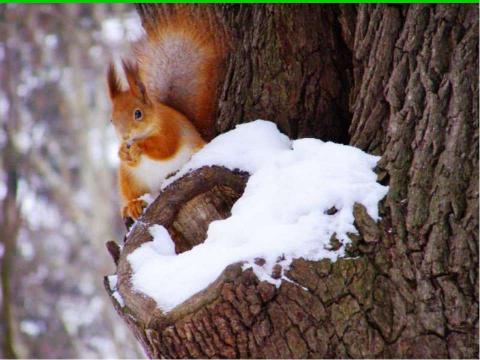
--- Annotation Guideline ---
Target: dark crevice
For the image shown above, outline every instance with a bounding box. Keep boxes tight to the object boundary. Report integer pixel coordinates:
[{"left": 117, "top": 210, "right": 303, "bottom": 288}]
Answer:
[{"left": 323, "top": 5, "right": 355, "bottom": 145}]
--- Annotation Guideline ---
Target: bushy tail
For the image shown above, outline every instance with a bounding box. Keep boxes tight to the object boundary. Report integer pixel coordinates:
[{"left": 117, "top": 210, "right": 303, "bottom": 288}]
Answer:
[{"left": 134, "top": 5, "right": 228, "bottom": 141}]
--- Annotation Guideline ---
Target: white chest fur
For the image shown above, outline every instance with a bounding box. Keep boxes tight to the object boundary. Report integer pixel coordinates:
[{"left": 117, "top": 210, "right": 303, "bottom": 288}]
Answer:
[{"left": 130, "top": 145, "right": 195, "bottom": 192}]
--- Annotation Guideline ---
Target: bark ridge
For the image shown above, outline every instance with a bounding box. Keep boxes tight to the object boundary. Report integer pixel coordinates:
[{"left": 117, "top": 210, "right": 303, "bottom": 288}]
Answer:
[{"left": 105, "top": 4, "right": 478, "bottom": 358}]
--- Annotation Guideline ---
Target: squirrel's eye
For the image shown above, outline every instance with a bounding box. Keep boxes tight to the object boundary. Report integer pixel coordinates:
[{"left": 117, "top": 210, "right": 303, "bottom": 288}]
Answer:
[{"left": 134, "top": 109, "right": 143, "bottom": 121}]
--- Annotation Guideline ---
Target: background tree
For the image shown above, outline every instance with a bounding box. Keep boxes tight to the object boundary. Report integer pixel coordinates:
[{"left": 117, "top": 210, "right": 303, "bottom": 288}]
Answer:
[
  {"left": 107, "top": 4, "right": 478, "bottom": 359},
  {"left": 0, "top": 4, "right": 144, "bottom": 358}
]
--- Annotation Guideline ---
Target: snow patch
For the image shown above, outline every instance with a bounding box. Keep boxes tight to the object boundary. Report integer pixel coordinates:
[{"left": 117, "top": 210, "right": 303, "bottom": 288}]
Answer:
[
  {"left": 163, "top": 120, "right": 291, "bottom": 188},
  {"left": 107, "top": 275, "right": 125, "bottom": 307},
  {"left": 128, "top": 120, "right": 388, "bottom": 312},
  {"left": 138, "top": 193, "right": 156, "bottom": 206},
  {"left": 148, "top": 225, "right": 176, "bottom": 256},
  {"left": 107, "top": 275, "right": 118, "bottom": 291},
  {"left": 112, "top": 291, "right": 125, "bottom": 307}
]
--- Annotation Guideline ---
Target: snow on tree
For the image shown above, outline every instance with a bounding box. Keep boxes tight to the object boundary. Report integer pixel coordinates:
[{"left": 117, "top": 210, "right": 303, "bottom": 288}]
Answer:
[{"left": 105, "top": 4, "right": 478, "bottom": 359}]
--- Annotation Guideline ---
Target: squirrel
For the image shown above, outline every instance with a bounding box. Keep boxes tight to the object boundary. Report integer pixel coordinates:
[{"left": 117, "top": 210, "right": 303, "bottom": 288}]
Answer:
[{"left": 107, "top": 8, "right": 226, "bottom": 220}]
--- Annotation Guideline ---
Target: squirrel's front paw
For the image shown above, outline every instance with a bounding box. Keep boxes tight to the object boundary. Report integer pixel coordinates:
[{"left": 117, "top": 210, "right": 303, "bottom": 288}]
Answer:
[
  {"left": 118, "top": 142, "right": 142, "bottom": 166},
  {"left": 122, "top": 199, "right": 147, "bottom": 220}
]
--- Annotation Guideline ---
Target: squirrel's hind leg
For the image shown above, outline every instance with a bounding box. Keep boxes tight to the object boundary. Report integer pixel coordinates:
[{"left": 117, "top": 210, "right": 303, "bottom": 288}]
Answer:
[
  {"left": 122, "top": 199, "right": 147, "bottom": 220},
  {"left": 118, "top": 165, "right": 148, "bottom": 220}
]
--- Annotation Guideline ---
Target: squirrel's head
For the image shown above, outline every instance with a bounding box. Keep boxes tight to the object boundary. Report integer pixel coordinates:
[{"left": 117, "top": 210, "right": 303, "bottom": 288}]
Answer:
[{"left": 107, "top": 60, "right": 156, "bottom": 143}]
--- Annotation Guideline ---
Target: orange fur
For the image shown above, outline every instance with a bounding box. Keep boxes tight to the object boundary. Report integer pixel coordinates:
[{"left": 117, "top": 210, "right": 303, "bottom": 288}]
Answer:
[
  {"left": 118, "top": 164, "right": 148, "bottom": 219},
  {"left": 113, "top": 95, "right": 205, "bottom": 219},
  {"left": 134, "top": 7, "right": 226, "bottom": 141},
  {"left": 107, "top": 9, "right": 225, "bottom": 220}
]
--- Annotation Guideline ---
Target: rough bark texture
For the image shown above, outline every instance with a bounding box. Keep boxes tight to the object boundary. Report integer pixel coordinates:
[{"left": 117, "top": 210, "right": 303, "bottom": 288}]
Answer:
[
  {"left": 105, "top": 4, "right": 478, "bottom": 358},
  {"left": 137, "top": 4, "right": 354, "bottom": 144},
  {"left": 347, "top": 5, "right": 479, "bottom": 358}
]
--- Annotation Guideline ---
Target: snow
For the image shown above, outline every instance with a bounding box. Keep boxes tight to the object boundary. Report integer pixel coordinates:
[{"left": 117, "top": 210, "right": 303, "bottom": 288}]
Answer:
[
  {"left": 139, "top": 193, "right": 156, "bottom": 206},
  {"left": 107, "top": 275, "right": 125, "bottom": 307},
  {"left": 128, "top": 120, "right": 388, "bottom": 312},
  {"left": 147, "top": 225, "right": 176, "bottom": 256},
  {"left": 107, "top": 275, "right": 118, "bottom": 291},
  {"left": 112, "top": 291, "right": 125, "bottom": 307},
  {"left": 162, "top": 120, "right": 291, "bottom": 187}
]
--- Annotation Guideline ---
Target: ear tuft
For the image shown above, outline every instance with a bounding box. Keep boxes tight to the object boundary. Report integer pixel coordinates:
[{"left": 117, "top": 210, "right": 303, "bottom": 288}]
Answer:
[
  {"left": 107, "top": 62, "right": 122, "bottom": 99},
  {"left": 122, "top": 59, "right": 151, "bottom": 105}
]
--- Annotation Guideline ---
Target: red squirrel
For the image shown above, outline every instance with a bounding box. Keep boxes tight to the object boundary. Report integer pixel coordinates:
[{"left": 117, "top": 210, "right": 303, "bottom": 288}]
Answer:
[{"left": 107, "top": 8, "right": 226, "bottom": 220}]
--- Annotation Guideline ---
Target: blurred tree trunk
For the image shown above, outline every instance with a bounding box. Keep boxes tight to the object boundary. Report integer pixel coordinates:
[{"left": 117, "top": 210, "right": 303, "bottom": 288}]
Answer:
[
  {"left": 0, "top": 12, "right": 22, "bottom": 358},
  {"left": 106, "top": 4, "right": 478, "bottom": 358},
  {"left": 0, "top": 130, "right": 21, "bottom": 360},
  {"left": 0, "top": 4, "right": 143, "bottom": 358}
]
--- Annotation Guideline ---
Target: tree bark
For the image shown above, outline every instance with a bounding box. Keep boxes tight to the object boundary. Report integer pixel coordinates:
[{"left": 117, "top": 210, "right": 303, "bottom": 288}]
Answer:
[
  {"left": 106, "top": 4, "right": 478, "bottom": 358},
  {"left": 347, "top": 5, "right": 479, "bottom": 358},
  {"left": 136, "top": 4, "right": 354, "bottom": 144}
]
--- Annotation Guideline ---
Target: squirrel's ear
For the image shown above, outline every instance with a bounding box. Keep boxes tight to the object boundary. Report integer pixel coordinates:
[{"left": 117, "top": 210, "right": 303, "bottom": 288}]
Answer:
[
  {"left": 122, "top": 59, "right": 151, "bottom": 105},
  {"left": 107, "top": 63, "right": 121, "bottom": 99}
]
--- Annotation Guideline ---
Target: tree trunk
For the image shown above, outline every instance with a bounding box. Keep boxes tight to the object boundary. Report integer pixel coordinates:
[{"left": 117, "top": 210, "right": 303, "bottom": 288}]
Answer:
[
  {"left": 0, "top": 11, "right": 22, "bottom": 357},
  {"left": 105, "top": 4, "right": 478, "bottom": 358}
]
